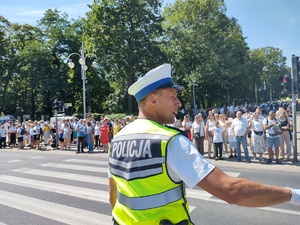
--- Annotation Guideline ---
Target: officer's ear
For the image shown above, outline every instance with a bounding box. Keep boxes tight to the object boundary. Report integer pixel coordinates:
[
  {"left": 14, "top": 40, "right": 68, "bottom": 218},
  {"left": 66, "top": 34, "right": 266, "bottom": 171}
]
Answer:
[{"left": 148, "top": 93, "right": 158, "bottom": 106}]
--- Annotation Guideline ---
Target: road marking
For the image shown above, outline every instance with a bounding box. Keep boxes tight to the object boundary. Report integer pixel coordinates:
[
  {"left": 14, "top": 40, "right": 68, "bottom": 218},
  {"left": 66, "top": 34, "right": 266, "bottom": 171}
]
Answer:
[
  {"left": 223, "top": 171, "right": 241, "bottom": 177},
  {"left": 0, "top": 175, "right": 108, "bottom": 203},
  {"left": 64, "top": 158, "right": 108, "bottom": 166},
  {"left": 39, "top": 163, "right": 108, "bottom": 173},
  {"left": 12, "top": 167, "right": 108, "bottom": 185},
  {"left": 0, "top": 190, "right": 112, "bottom": 225},
  {"left": 30, "top": 156, "right": 44, "bottom": 159},
  {"left": 8, "top": 166, "right": 299, "bottom": 217},
  {"left": 6, "top": 160, "right": 22, "bottom": 163}
]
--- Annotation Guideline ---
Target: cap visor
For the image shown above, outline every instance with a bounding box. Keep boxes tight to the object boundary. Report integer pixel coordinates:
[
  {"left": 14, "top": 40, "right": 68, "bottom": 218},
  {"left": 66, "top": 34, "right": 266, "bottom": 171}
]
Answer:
[{"left": 171, "top": 84, "right": 184, "bottom": 92}]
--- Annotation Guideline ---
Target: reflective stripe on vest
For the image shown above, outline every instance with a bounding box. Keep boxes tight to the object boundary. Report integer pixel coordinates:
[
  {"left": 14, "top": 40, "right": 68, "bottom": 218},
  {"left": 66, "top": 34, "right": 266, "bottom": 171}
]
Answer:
[
  {"left": 109, "top": 157, "right": 165, "bottom": 180},
  {"left": 117, "top": 185, "right": 186, "bottom": 210},
  {"left": 110, "top": 133, "right": 169, "bottom": 181}
]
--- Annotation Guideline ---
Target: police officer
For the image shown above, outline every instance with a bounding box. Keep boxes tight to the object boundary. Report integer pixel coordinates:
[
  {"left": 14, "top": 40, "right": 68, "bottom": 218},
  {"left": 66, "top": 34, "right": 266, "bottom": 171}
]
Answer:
[{"left": 108, "top": 64, "right": 300, "bottom": 225}]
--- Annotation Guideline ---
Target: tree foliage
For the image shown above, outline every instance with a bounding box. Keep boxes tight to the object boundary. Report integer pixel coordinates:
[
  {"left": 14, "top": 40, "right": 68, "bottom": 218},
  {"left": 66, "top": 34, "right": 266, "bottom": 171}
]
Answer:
[
  {"left": 0, "top": 0, "right": 291, "bottom": 119},
  {"left": 83, "top": 0, "right": 166, "bottom": 112}
]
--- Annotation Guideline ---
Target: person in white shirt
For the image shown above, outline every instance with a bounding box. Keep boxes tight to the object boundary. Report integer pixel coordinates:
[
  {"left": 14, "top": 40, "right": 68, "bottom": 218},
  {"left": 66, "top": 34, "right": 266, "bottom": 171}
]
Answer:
[
  {"left": 94, "top": 121, "right": 101, "bottom": 149},
  {"left": 0, "top": 125, "right": 7, "bottom": 148},
  {"left": 190, "top": 114, "right": 205, "bottom": 155},
  {"left": 231, "top": 110, "right": 250, "bottom": 162},
  {"left": 32, "top": 121, "right": 40, "bottom": 150},
  {"left": 8, "top": 123, "right": 17, "bottom": 148},
  {"left": 251, "top": 113, "right": 265, "bottom": 161},
  {"left": 262, "top": 110, "right": 282, "bottom": 164},
  {"left": 75, "top": 119, "right": 86, "bottom": 154},
  {"left": 226, "top": 118, "right": 236, "bottom": 158},
  {"left": 16, "top": 124, "right": 24, "bottom": 149},
  {"left": 209, "top": 121, "right": 226, "bottom": 160}
]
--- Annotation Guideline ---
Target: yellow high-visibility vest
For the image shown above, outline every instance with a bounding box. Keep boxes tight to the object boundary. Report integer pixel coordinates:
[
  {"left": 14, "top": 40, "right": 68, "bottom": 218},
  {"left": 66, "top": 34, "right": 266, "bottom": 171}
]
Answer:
[{"left": 109, "top": 119, "right": 193, "bottom": 225}]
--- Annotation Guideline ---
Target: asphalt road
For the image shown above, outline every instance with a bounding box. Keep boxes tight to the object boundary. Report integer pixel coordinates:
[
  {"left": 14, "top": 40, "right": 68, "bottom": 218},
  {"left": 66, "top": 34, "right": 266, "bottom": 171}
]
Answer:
[{"left": 0, "top": 148, "right": 299, "bottom": 225}]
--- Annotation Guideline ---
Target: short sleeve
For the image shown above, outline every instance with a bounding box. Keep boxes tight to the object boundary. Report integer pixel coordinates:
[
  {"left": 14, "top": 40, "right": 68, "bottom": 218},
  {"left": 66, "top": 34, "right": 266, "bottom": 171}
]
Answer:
[{"left": 167, "top": 135, "right": 215, "bottom": 188}]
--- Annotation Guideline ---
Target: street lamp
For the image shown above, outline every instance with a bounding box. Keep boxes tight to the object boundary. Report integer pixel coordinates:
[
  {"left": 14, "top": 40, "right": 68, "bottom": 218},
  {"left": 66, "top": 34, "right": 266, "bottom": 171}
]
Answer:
[{"left": 67, "top": 42, "right": 98, "bottom": 119}]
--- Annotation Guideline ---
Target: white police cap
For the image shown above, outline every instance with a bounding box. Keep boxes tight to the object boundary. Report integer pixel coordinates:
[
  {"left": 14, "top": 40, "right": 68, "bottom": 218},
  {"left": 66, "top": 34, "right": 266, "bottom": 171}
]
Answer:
[{"left": 128, "top": 64, "right": 184, "bottom": 102}]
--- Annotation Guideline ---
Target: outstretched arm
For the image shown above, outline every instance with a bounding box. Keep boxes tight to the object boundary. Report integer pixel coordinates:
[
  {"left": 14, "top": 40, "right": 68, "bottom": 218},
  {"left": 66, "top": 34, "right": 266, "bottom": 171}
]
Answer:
[{"left": 198, "top": 167, "right": 292, "bottom": 207}]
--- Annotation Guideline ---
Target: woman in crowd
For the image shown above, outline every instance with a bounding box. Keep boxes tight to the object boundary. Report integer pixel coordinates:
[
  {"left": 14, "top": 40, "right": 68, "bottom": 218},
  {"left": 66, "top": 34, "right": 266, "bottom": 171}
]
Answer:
[
  {"left": 279, "top": 109, "right": 292, "bottom": 160},
  {"left": 32, "top": 121, "right": 40, "bottom": 150},
  {"left": 63, "top": 122, "right": 71, "bottom": 150},
  {"left": 219, "top": 114, "right": 228, "bottom": 156},
  {"left": 191, "top": 114, "right": 205, "bottom": 155},
  {"left": 100, "top": 117, "right": 110, "bottom": 153},
  {"left": 250, "top": 112, "right": 265, "bottom": 161},
  {"left": 16, "top": 124, "right": 24, "bottom": 149},
  {"left": 85, "top": 121, "right": 94, "bottom": 152},
  {"left": 205, "top": 111, "right": 216, "bottom": 159},
  {"left": 243, "top": 108, "right": 252, "bottom": 146},
  {"left": 94, "top": 121, "right": 101, "bottom": 149},
  {"left": 58, "top": 122, "right": 65, "bottom": 150},
  {"left": 113, "top": 119, "right": 121, "bottom": 138},
  {"left": 8, "top": 123, "right": 17, "bottom": 148},
  {"left": 182, "top": 115, "right": 192, "bottom": 141},
  {"left": 43, "top": 122, "right": 51, "bottom": 145}
]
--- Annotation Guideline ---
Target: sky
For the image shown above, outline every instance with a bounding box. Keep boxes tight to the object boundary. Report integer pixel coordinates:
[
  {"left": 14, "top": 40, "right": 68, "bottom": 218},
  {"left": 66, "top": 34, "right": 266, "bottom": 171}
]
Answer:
[{"left": 0, "top": 0, "right": 299, "bottom": 66}]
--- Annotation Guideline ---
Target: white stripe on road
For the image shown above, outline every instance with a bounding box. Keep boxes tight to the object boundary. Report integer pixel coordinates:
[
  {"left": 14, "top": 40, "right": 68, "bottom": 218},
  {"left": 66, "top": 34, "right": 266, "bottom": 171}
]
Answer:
[
  {"left": 0, "top": 190, "right": 112, "bottom": 225},
  {"left": 6, "top": 160, "right": 22, "bottom": 163},
  {"left": 10, "top": 168, "right": 198, "bottom": 213},
  {"left": 39, "top": 163, "right": 108, "bottom": 173},
  {"left": 64, "top": 158, "right": 108, "bottom": 166},
  {"left": 0, "top": 175, "right": 108, "bottom": 203},
  {"left": 30, "top": 156, "right": 44, "bottom": 159},
  {"left": 223, "top": 171, "right": 241, "bottom": 177},
  {"left": 5, "top": 168, "right": 298, "bottom": 216},
  {"left": 12, "top": 168, "right": 108, "bottom": 185}
]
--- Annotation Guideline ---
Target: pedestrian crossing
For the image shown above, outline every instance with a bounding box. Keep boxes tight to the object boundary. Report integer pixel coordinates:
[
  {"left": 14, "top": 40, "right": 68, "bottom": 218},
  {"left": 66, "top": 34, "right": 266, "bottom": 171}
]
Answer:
[{"left": 0, "top": 156, "right": 242, "bottom": 224}]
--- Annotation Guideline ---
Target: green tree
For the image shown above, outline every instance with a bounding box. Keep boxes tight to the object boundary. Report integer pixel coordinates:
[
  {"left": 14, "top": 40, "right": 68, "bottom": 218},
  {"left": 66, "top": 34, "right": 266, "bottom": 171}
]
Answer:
[
  {"left": 84, "top": 0, "right": 166, "bottom": 113},
  {"left": 249, "top": 47, "right": 288, "bottom": 102},
  {"left": 162, "top": 0, "right": 250, "bottom": 108}
]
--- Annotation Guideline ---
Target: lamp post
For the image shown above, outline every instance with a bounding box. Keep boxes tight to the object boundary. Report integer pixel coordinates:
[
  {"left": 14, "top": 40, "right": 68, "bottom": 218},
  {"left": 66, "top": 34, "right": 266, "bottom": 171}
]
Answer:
[{"left": 67, "top": 42, "right": 98, "bottom": 119}]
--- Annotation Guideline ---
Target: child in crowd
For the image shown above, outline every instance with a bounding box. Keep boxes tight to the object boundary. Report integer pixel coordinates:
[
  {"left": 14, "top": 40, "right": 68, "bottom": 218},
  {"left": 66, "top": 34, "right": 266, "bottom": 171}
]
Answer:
[
  {"left": 209, "top": 121, "right": 226, "bottom": 160},
  {"left": 226, "top": 118, "right": 237, "bottom": 158}
]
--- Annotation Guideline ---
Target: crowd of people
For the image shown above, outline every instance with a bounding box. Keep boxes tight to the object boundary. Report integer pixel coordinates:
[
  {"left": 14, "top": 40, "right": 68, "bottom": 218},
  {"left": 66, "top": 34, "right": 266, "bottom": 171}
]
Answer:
[
  {"left": 171, "top": 103, "right": 293, "bottom": 164},
  {"left": 0, "top": 114, "right": 136, "bottom": 153},
  {"left": 0, "top": 99, "right": 294, "bottom": 163}
]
